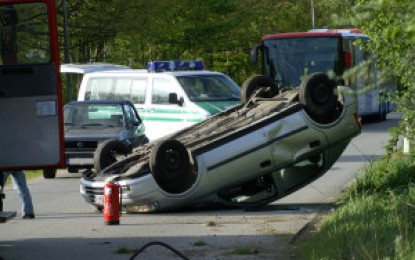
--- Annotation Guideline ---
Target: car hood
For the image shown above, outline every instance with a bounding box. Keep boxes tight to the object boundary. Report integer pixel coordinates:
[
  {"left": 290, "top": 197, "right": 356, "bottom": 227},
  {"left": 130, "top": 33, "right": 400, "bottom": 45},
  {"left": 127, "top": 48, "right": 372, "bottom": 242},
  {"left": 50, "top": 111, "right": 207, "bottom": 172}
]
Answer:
[{"left": 194, "top": 101, "right": 240, "bottom": 115}]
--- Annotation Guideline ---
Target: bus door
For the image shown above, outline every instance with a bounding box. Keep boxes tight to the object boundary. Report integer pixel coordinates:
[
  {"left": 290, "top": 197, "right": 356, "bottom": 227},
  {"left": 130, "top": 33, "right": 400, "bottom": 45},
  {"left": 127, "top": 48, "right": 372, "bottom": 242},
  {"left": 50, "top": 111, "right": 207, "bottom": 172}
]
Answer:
[
  {"left": 0, "top": 0, "right": 64, "bottom": 170},
  {"left": 349, "top": 38, "right": 380, "bottom": 117}
]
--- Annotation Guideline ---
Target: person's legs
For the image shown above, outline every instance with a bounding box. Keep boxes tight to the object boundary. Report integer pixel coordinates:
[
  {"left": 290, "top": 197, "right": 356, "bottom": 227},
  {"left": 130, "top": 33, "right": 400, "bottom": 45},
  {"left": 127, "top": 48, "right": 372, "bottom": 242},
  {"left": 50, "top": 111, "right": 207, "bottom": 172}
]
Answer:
[
  {"left": 9, "top": 171, "right": 34, "bottom": 217},
  {"left": 0, "top": 171, "right": 8, "bottom": 188}
]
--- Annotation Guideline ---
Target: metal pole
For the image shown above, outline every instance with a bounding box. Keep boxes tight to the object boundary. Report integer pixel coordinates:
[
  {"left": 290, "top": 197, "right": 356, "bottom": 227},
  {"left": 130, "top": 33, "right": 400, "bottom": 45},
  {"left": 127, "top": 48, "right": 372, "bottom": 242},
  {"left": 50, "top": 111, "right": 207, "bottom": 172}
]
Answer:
[
  {"left": 311, "top": 0, "right": 315, "bottom": 29},
  {"left": 62, "top": 0, "right": 72, "bottom": 102}
]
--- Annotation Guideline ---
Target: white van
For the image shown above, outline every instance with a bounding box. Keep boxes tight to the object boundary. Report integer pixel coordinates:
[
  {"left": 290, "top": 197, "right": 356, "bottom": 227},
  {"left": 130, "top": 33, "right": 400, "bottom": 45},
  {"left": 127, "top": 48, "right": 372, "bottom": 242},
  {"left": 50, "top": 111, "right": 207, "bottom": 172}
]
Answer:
[{"left": 77, "top": 61, "right": 241, "bottom": 140}]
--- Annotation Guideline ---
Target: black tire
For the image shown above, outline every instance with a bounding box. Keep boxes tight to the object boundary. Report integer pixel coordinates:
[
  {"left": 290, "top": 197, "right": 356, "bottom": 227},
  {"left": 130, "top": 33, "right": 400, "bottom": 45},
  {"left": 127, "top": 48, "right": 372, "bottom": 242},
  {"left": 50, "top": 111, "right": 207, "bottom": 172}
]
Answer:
[
  {"left": 299, "top": 72, "right": 337, "bottom": 123},
  {"left": 43, "top": 169, "right": 57, "bottom": 179},
  {"left": 241, "top": 75, "right": 279, "bottom": 103},
  {"left": 94, "top": 140, "right": 131, "bottom": 173},
  {"left": 150, "top": 139, "right": 195, "bottom": 194},
  {"left": 67, "top": 167, "right": 78, "bottom": 173}
]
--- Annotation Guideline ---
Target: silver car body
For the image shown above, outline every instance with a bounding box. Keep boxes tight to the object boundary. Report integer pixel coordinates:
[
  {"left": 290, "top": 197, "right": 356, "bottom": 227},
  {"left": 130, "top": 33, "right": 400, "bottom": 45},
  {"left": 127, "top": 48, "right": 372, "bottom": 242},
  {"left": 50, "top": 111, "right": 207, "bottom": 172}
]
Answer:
[{"left": 80, "top": 85, "right": 361, "bottom": 212}]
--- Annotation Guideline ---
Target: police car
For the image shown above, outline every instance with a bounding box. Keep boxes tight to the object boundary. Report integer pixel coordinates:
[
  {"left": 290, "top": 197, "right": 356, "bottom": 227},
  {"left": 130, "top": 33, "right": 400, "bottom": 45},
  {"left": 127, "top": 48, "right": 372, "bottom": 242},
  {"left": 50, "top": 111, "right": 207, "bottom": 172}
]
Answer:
[
  {"left": 80, "top": 72, "right": 361, "bottom": 212},
  {"left": 77, "top": 61, "right": 241, "bottom": 141}
]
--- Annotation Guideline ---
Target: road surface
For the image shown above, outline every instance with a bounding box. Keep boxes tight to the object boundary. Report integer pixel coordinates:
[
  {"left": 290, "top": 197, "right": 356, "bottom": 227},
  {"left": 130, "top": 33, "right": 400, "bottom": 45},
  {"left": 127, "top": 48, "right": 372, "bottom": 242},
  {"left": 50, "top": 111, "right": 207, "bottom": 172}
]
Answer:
[{"left": 0, "top": 114, "right": 400, "bottom": 259}]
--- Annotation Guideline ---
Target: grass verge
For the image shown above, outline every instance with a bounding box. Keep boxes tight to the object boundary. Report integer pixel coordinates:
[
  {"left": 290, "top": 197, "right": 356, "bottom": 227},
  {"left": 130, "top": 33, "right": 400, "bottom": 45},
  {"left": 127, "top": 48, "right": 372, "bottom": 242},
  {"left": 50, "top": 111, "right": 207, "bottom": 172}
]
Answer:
[
  {"left": 4, "top": 170, "right": 43, "bottom": 185},
  {"left": 299, "top": 152, "right": 415, "bottom": 259}
]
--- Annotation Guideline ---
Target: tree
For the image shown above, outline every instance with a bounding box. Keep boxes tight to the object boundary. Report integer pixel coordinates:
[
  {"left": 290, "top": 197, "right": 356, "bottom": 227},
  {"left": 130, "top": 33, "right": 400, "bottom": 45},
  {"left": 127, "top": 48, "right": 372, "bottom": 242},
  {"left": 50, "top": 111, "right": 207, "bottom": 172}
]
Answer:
[
  {"left": 350, "top": 0, "right": 415, "bottom": 151},
  {"left": 58, "top": 0, "right": 356, "bottom": 85}
]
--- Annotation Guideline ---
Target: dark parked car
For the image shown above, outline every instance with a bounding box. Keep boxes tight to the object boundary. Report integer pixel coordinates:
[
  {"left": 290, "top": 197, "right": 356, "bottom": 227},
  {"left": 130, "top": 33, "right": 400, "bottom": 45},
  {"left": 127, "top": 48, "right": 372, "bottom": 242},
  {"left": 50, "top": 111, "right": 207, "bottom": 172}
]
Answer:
[{"left": 43, "top": 100, "right": 148, "bottom": 178}]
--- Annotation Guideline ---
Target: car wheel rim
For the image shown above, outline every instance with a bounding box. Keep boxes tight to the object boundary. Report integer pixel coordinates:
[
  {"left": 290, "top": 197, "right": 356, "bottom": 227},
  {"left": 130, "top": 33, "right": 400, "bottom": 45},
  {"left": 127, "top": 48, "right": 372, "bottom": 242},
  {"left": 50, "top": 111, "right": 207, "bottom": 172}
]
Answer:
[
  {"left": 312, "top": 83, "right": 330, "bottom": 104},
  {"left": 163, "top": 149, "right": 181, "bottom": 171}
]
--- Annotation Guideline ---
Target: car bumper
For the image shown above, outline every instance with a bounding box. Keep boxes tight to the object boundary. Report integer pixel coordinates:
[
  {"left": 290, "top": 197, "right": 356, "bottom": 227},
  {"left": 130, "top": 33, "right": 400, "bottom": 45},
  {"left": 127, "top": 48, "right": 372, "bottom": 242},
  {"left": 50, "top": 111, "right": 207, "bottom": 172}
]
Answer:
[{"left": 80, "top": 174, "right": 165, "bottom": 211}]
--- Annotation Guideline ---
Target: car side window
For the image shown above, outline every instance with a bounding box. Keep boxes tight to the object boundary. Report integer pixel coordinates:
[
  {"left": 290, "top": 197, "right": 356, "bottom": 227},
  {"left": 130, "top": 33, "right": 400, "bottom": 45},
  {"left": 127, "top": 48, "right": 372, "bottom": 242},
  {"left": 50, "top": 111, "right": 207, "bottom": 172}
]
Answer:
[
  {"left": 152, "top": 78, "right": 175, "bottom": 105},
  {"left": 130, "top": 78, "right": 147, "bottom": 104}
]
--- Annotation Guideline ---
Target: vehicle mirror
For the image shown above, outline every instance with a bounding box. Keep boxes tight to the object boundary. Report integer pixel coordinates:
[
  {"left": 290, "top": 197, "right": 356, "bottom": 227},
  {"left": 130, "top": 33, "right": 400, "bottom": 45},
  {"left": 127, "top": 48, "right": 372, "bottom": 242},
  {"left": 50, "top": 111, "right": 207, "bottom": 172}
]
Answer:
[
  {"left": 168, "top": 92, "right": 178, "bottom": 103},
  {"left": 131, "top": 120, "right": 140, "bottom": 126},
  {"left": 168, "top": 93, "right": 184, "bottom": 106},
  {"left": 250, "top": 44, "right": 261, "bottom": 64}
]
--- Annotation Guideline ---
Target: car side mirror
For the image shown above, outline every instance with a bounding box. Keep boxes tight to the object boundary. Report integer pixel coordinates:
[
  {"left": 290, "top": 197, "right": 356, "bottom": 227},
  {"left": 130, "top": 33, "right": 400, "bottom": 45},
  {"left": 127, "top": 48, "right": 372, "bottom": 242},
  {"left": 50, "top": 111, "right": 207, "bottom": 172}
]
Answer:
[
  {"left": 168, "top": 93, "right": 184, "bottom": 107},
  {"left": 250, "top": 44, "right": 261, "bottom": 64},
  {"left": 131, "top": 120, "right": 140, "bottom": 127}
]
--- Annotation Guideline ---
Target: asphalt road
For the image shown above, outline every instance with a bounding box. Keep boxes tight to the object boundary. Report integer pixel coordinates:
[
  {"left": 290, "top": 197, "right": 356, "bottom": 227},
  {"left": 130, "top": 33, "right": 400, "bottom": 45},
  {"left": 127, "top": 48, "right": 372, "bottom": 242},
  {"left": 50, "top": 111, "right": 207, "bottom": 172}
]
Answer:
[{"left": 0, "top": 114, "right": 401, "bottom": 260}]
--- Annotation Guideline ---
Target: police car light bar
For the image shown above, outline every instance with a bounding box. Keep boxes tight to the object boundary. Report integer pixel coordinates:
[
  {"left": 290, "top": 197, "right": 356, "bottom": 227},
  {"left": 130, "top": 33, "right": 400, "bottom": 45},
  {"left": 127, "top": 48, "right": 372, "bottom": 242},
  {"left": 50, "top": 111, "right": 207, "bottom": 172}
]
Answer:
[{"left": 147, "top": 60, "right": 204, "bottom": 72}]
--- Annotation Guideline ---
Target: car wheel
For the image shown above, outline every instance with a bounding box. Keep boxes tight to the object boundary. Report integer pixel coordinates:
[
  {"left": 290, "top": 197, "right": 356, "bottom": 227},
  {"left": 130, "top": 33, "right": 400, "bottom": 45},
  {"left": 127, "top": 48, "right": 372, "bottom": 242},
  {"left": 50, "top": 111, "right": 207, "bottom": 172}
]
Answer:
[
  {"left": 43, "top": 169, "right": 57, "bottom": 179},
  {"left": 299, "top": 72, "right": 337, "bottom": 123},
  {"left": 150, "top": 139, "right": 195, "bottom": 194},
  {"left": 93, "top": 205, "right": 103, "bottom": 212},
  {"left": 67, "top": 167, "right": 78, "bottom": 173},
  {"left": 94, "top": 140, "right": 131, "bottom": 173},
  {"left": 241, "top": 75, "right": 279, "bottom": 103}
]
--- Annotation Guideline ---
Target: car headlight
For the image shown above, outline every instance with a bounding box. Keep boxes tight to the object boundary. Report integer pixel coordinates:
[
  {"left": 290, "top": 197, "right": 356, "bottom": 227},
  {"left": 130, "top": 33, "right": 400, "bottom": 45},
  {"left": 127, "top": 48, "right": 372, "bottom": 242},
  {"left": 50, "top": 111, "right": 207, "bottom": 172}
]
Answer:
[{"left": 80, "top": 185, "right": 85, "bottom": 194}]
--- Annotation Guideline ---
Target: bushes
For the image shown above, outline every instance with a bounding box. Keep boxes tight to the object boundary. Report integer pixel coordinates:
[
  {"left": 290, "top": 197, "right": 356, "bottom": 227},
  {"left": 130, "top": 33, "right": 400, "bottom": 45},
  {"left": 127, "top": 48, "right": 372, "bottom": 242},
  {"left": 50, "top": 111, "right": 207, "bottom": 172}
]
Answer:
[{"left": 300, "top": 154, "right": 415, "bottom": 259}]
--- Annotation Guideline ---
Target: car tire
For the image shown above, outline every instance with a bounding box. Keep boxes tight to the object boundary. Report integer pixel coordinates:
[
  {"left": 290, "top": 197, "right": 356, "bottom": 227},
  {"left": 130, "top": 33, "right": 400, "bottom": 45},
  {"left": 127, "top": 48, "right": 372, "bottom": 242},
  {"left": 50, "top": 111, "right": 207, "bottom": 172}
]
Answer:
[
  {"left": 150, "top": 139, "right": 195, "bottom": 194},
  {"left": 43, "top": 169, "right": 57, "bottom": 179},
  {"left": 67, "top": 167, "right": 78, "bottom": 173},
  {"left": 241, "top": 75, "right": 279, "bottom": 103},
  {"left": 299, "top": 72, "right": 337, "bottom": 123},
  {"left": 94, "top": 140, "right": 131, "bottom": 173}
]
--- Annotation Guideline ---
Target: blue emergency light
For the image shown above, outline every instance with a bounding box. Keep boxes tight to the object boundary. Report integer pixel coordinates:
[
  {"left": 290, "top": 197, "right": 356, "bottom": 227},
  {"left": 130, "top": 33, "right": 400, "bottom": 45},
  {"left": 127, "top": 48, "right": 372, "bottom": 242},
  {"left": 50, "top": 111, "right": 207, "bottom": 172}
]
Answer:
[{"left": 147, "top": 60, "right": 204, "bottom": 72}]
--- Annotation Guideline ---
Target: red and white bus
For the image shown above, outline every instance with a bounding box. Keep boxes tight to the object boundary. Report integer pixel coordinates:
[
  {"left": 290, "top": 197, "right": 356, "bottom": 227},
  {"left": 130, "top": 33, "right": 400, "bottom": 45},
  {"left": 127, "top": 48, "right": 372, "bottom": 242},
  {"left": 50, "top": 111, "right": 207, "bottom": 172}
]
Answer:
[
  {"left": 0, "top": 0, "right": 64, "bottom": 170},
  {"left": 251, "top": 29, "right": 396, "bottom": 121}
]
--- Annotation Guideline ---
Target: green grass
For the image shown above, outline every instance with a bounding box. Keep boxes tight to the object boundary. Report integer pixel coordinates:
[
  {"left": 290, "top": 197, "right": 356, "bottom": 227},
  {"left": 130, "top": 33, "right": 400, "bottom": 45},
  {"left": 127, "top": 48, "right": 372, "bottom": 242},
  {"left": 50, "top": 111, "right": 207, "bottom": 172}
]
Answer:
[
  {"left": 115, "top": 247, "right": 138, "bottom": 254},
  {"left": 4, "top": 170, "right": 42, "bottom": 185},
  {"left": 193, "top": 240, "right": 208, "bottom": 246},
  {"left": 299, "top": 153, "right": 415, "bottom": 259}
]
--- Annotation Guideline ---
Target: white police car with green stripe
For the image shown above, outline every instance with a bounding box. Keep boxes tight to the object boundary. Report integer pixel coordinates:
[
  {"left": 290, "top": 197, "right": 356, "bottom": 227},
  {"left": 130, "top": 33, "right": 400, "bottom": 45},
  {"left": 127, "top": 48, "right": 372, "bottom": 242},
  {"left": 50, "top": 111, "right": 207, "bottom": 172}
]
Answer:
[{"left": 77, "top": 61, "right": 240, "bottom": 141}]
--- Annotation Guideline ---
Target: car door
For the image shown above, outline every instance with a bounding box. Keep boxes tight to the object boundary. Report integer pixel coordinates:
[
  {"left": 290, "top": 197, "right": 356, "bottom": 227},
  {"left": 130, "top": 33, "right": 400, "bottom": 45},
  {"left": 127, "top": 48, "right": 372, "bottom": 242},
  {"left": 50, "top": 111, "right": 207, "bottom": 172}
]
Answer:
[
  {"left": 144, "top": 76, "right": 186, "bottom": 140},
  {"left": 123, "top": 103, "right": 146, "bottom": 148}
]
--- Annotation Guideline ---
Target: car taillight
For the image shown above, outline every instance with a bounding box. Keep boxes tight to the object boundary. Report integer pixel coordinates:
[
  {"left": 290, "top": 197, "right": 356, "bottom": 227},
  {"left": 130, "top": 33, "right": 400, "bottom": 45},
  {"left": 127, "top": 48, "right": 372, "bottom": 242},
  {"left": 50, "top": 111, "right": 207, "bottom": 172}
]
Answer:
[
  {"left": 354, "top": 112, "right": 362, "bottom": 129},
  {"left": 344, "top": 51, "right": 352, "bottom": 69}
]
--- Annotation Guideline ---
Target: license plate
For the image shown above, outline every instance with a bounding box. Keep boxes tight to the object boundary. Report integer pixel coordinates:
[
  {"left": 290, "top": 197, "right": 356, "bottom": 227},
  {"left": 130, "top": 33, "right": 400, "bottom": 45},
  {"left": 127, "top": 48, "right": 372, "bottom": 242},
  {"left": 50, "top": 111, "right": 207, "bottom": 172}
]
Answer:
[
  {"left": 95, "top": 195, "right": 103, "bottom": 205},
  {"left": 67, "top": 158, "right": 94, "bottom": 165}
]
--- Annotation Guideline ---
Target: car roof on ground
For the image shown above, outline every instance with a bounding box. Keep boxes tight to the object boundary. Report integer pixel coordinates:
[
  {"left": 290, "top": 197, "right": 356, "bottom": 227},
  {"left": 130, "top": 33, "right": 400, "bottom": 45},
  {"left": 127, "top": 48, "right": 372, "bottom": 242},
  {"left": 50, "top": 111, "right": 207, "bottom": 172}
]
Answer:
[{"left": 60, "top": 63, "right": 131, "bottom": 74}]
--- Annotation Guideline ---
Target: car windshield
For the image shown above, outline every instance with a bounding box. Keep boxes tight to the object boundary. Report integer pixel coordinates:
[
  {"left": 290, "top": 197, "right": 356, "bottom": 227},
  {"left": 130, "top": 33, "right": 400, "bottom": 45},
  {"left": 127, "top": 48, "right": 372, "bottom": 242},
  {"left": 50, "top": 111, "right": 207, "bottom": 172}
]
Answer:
[
  {"left": 64, "top": 103, "right": 124, "bottom": 128},
  {"left": 263, "top": 37, "right": 341, "bottom": 88},
  {"left": 177, "top": 75, "right": 240, "bottom": 102}
]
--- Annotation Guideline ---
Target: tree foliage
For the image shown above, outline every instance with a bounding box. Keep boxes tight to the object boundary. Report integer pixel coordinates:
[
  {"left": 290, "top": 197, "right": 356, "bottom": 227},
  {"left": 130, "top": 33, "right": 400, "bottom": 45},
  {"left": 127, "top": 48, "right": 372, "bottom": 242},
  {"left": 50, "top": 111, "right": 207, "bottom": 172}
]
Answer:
[
  {"left": 58, "top": 0, "right": 353, "bottom": 85},
  {"left": 350, "top": 0, "right": 415, "bottom": 151}
]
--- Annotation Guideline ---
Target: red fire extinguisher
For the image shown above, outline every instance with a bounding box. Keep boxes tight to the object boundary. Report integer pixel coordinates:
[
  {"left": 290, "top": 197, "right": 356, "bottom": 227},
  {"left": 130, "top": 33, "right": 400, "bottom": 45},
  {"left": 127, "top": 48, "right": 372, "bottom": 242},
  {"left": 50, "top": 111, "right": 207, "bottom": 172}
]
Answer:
[{"left": 103, "top": 179, "right": 121, "bottom": 225}]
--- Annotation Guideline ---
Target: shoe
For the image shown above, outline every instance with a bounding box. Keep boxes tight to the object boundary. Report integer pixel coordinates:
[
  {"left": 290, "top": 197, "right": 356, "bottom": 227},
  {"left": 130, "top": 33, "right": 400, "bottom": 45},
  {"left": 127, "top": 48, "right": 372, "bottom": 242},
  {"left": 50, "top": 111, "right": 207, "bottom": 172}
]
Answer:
[{"left": 22, "top": 214, "right": 35, "bottom": 219}]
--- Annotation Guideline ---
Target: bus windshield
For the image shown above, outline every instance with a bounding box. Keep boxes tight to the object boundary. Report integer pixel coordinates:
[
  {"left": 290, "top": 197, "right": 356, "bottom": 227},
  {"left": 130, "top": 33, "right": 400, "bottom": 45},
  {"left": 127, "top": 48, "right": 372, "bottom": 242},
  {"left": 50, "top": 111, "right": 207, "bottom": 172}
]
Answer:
[{"left": 263, "top": 37, "right": 341, "bottom": 88}]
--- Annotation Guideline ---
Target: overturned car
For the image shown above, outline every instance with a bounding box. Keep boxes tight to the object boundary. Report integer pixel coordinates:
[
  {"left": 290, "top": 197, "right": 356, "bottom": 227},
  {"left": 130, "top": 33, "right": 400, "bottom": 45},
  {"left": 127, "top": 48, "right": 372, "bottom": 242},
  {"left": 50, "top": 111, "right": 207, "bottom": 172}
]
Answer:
[{"left": 80, "top": 72, "right": 361, "bottom": 212}]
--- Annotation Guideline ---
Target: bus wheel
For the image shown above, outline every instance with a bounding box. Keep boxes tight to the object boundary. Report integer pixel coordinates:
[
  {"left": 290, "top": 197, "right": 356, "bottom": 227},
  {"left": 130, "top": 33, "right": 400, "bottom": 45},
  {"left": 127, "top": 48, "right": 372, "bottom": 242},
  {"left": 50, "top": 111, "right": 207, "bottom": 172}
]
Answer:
[
  {"left": 43, "top": 169, "right": 57, "bottom": 179},
  {"left": 150, "top": 139, "right": 195, "bottom": 194},
  {"left": 241, "top": 75, "right": 279, "bottom": 103},
  {"left": 299, "top": 72, "right": 337, "bottom": 123},
  {"left": 94, "top": 140, "right": 131, "bottom": 173}
]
